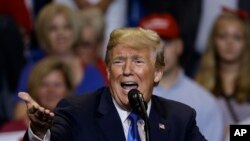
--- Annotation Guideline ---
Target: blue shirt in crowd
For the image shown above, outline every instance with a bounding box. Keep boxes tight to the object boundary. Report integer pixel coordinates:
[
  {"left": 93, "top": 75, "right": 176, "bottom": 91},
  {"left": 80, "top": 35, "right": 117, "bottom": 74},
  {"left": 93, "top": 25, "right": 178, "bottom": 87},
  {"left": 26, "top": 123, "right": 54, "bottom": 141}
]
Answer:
[
  {"left": 153, "top": 69, "right": 224, "bottom": 141},
  {"left": 17, "top": 61, "right": 106, "bottom": 95}
]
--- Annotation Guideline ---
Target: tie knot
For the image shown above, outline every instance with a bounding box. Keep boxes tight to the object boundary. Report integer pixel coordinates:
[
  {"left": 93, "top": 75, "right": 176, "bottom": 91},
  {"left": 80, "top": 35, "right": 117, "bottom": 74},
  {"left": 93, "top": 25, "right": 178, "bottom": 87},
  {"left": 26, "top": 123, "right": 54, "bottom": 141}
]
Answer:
[{"left": 128, "top": 112, "right": 140, "bottom": 124}]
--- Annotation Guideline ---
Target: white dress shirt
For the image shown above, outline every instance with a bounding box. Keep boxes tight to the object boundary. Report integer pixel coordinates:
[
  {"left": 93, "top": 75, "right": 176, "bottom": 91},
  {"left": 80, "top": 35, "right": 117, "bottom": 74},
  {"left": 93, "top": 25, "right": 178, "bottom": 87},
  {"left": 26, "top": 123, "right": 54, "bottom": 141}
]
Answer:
[
  {"left": 28, "top": 124, "right": 50, "bottom": 141},
  {"left": 112, "top": 98, "right": 151, "bottom": 141}
]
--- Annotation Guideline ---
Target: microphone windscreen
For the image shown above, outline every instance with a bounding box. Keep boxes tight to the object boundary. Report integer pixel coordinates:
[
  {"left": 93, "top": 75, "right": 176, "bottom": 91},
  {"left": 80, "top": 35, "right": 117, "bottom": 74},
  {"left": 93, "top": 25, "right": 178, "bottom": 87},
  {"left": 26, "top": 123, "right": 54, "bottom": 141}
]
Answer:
[{"left": 128, "top": 89, "right": 141, "bottom": 110}]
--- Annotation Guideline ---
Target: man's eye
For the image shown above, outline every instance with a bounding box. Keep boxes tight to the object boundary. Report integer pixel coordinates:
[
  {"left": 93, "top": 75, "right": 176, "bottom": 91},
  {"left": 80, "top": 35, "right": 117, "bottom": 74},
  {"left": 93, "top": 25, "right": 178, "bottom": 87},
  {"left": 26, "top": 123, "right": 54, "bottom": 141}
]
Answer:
[
  {"left": 135, "top": 60, "right": 144, "bottom": 64},
  {"left": 113, "top": 60, "right": 123, "bottom": 64}
]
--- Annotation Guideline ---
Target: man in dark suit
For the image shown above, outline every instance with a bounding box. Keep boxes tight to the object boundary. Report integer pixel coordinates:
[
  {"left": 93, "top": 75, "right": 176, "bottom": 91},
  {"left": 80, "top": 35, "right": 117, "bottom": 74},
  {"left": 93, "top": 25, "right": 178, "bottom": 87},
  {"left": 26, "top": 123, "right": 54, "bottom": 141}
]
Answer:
[{"left": 19, "top": 27, "right": 207, "bottom": 141}]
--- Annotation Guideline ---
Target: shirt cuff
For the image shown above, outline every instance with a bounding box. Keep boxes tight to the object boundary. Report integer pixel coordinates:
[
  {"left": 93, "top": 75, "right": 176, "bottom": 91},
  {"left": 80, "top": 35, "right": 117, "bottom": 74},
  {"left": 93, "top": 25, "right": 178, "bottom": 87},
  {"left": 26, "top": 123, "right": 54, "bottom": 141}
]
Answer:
[{"left": 28, "top": 125, "right": 51, "bottom": 141}]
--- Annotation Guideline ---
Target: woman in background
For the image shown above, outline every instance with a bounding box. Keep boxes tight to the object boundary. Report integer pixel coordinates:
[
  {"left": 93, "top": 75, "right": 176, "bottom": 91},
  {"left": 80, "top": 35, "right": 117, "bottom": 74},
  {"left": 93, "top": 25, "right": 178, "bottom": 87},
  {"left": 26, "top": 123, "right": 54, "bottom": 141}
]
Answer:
[
  {"left": 195, "top": 10, "right": 250, "bottom": 139},
  {"left": 0, "top": 57, "right": 74, "bottom": 132},
  {"left": 76, "top": 8, "right": 108, "bottom": 83},
  {"left": 27, "top": 57, "right": 74, "bottom": 111},
  {"left": 17, "top": 3, "right": 106, "bottom": 95}
]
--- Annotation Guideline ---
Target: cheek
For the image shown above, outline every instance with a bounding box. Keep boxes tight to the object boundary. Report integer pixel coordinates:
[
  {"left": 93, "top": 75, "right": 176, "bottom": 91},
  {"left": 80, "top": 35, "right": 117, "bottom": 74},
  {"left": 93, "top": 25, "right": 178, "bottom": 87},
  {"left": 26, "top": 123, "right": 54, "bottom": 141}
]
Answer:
[
  {"left": 58, "top": 88, "right": 67, "bottom": 95},
  {"left": 164, "top": 47, "right": 176, "bottom": 60},
  {"left": 37, "top": 87, "right": 46, "bottom": 96},
  {"left": 109, "top": 67, "right": 121, "bottom": 79},
  {"left": 48, "top": 31, "right": 56, "bottom": 39},
  {"left": 106, "top": 68, "right": 110, "bottom": 81},
  {"left": 36, "top": 90, "right": 46, "bottom": 103},
  {"left": 48, "top": 34, "right": 57, "bottom": 46},
  {"left": 215, "top": 39, "right": 226, "bottom": 49},
  {"left": 133, "top": 67, "right": 150, "bottom": 80},
  {"left": 234, "top": 42, "right": 245, "bottom": 51},
  {"left": 139, "top": 68, "right": 154, "bottom": 81},
  {"left": 165, "top": 53, "right": 176, "bottom": 62},
  {"left": 66, "top": 30, "right": 74, "bottom": 40},
  {"left": 215, "top": 41, "right": 227, "bottom": 53},
  {"left": 233, "top": 45, "right": 245, "bottom": 57}
]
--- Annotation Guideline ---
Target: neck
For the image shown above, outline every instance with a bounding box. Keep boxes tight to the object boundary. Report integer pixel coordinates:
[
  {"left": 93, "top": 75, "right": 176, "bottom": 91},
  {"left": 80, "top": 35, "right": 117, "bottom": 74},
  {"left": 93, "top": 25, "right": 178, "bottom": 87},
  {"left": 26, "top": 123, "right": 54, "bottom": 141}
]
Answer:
[
  {"left": 159, "top": 66, "right": 180, "bottom": 89},
  {"left": 219, "top": 61, "right": 240, "bottom": 76},
  {"left": 88, "top": 56, "right": 99, "bottom": 64},
  {"left": 52, "top": 52, "right": 75, "bottom": 62},
  {"left": 219, "top": 61, "right": 241, "bottom": 96}
]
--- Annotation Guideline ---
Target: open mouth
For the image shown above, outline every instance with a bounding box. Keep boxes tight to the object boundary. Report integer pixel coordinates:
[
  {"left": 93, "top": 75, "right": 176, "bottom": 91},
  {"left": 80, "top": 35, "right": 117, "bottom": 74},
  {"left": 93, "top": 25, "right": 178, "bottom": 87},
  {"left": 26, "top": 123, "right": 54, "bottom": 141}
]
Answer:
[{"left": 121, "top": 81, "right": 138, "bottom": 91}]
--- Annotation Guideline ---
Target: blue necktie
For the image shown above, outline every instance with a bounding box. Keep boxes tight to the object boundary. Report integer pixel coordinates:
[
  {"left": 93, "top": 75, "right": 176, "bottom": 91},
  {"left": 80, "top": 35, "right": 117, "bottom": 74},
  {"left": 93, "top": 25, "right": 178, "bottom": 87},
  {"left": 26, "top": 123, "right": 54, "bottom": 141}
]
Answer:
[{"left": 127, "top": 112, "right": 141, "bottom": 141}]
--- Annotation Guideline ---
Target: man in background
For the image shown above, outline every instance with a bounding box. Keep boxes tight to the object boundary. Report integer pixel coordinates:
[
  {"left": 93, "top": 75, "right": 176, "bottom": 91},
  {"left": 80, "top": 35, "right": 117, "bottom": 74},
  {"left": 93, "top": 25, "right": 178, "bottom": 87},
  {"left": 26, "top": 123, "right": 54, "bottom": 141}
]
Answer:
[{"left": 139, "top": 13, "right": 223, "bottom": 141}]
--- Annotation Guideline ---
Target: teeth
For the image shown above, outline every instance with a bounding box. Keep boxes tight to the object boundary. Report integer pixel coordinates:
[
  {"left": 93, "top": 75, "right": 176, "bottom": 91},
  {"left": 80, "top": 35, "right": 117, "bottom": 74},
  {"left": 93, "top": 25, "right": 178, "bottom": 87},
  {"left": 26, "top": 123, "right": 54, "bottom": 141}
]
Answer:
[
  {"left": 121, "top": 81, "right": 138, "bottom": 90},
  {"left": 121, "top": 81, "right": 137, "bottom": 85},
  {"left": 123, "top": 82, "right": 136, "bottom": 85}
]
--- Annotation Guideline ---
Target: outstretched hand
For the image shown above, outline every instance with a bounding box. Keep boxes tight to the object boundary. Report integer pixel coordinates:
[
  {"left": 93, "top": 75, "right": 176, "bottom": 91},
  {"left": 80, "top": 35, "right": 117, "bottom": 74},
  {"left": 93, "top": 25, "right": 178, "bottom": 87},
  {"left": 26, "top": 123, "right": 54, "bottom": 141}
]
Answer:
[{"left": 18, "top": 92, "right": 54, "bottom": 138}]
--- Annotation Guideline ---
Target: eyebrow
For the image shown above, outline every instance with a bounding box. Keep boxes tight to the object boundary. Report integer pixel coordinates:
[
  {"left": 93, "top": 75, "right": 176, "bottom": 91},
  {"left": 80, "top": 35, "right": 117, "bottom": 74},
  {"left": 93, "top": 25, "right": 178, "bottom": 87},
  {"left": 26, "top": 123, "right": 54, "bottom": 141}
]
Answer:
[
  {"left": 113, "top": 56, "right": 126, "bottom": 60},
  {"left": 132, "top": 55, "right": 144, "bottom": 60},
  {"left": 113, "top": 55, "right": 144, "bottom": 60}
]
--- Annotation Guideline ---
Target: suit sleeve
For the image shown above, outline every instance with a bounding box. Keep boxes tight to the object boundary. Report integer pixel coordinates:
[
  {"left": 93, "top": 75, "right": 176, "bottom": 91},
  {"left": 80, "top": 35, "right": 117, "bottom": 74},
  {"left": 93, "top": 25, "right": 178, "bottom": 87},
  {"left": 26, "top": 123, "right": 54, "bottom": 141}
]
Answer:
[
  {"left": 186, "top": 109, "right": 208, "bottom": 141},
  {"left": 50, "top": 99, "right": 80, "bottom": 141}
]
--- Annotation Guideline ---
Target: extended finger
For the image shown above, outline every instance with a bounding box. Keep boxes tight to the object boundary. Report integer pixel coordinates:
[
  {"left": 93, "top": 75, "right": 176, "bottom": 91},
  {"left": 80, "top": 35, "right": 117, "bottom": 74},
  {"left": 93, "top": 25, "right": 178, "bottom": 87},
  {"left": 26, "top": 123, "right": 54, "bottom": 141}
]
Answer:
[
  {"left": 18, "top": 92, "right": 40, "bottom": 108},
  {"left": 44, "top": 109, "right": 55, "bottom": 117}
]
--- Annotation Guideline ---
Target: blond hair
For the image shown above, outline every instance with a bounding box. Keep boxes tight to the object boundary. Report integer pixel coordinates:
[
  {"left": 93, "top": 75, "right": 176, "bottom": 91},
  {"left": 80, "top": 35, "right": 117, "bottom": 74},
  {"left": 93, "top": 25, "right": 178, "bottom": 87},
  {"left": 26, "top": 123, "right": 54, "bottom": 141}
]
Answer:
[
  {"left": 105, "top": 27, "right": 165, "bottom": 69},
  {"left": 78, "top": 8, "right": 105, "bottom": 43},
  {"left": 36, "top": 3, "right": 79, "bottom": 53},
  {"left": 195, "top": 12, "right": 250, "bottom": 102}
]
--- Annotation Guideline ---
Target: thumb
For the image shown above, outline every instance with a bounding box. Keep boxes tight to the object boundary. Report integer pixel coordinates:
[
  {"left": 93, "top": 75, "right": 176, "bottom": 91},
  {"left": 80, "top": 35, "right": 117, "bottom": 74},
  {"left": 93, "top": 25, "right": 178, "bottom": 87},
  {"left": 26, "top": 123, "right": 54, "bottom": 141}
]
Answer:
[{"left": 18, "top": 92, "right": 40, "bottom": 108}]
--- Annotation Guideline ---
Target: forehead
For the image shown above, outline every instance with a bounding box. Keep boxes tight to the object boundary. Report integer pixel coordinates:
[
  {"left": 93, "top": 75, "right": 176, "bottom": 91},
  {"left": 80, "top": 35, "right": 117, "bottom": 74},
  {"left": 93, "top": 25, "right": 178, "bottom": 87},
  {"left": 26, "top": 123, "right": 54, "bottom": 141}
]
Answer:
[
  {"left": 49, "top": 14, "right": 68, "bottom": 24},
  {"left": 110, "top": 43, "right": 154, "bottom": 58},
  {"left": 216, "top": 18, "right": 245, "bottom": 31},
  {"left": 42, "top": 70, "right": 64, "bottom": 79}
]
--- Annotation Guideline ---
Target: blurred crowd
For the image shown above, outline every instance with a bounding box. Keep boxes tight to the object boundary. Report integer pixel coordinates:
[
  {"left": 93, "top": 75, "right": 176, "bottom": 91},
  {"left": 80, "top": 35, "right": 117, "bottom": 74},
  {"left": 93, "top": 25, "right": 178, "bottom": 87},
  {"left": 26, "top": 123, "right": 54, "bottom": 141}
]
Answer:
[{"left": 1, "top": 0, "right": 250, "bottom": 141}]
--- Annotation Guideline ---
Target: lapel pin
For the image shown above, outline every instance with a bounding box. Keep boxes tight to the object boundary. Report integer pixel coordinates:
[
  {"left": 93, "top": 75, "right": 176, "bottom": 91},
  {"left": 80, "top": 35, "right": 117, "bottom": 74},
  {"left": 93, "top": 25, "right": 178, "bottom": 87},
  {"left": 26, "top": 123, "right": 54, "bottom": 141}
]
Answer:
[{"left": 159, "top": 123, "right": 165, "bottom": 130}]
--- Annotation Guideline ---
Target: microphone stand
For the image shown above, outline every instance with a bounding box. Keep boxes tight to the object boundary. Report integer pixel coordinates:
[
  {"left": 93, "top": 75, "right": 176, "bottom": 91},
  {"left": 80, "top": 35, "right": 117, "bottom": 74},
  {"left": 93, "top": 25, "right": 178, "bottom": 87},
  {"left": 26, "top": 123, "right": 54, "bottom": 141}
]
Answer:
[
  {"left": 139, "top": 94, "right": 150, "bottom": 141},
  {"left": 128, "top": 89, "right": 151, "bottom": 141}
]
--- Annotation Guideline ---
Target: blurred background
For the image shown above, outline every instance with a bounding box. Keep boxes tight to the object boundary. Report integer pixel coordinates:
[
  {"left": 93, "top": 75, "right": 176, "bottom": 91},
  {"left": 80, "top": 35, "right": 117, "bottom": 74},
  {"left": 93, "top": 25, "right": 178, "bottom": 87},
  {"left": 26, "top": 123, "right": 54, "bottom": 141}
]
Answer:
[{"left": 1, "top": 0, "right": 250, "bottom": 141}]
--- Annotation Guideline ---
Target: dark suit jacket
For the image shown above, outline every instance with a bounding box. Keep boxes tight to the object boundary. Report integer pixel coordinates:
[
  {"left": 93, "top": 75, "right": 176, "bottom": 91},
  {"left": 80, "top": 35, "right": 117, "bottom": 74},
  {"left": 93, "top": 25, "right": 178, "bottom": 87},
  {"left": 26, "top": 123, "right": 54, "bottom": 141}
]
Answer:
[{"left": 24, "top": 87, "right": 206, "bottom": 141}]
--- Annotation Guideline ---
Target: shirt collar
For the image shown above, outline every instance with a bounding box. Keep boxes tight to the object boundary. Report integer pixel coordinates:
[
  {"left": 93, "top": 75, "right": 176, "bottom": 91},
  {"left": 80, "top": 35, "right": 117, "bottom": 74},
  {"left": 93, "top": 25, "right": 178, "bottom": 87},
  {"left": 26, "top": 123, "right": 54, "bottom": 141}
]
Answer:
[{"left": 112, "top": 97, "right": 152, "bottom": 123}]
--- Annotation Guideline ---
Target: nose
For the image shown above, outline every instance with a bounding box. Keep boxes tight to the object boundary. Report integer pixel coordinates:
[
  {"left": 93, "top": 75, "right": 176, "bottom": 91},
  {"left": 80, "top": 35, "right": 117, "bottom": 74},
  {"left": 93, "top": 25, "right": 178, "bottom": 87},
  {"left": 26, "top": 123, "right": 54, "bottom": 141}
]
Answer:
[
  {"left": 47, "top": 84, "right": 56, "bottom": 93},
  {"left": 123, "top": 60, "right": 132, "bottom": 76}
]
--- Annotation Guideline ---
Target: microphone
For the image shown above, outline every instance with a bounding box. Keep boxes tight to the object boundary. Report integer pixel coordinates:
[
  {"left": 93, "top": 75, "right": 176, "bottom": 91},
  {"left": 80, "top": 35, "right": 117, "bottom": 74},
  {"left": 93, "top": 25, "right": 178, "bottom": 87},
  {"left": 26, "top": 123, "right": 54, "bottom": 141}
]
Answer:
[
  {"left": 128, "top": 89, "right": 151, "bottom": 141},
  {"left": 128, "top": 89, "right": 147, "bottom": 118}
]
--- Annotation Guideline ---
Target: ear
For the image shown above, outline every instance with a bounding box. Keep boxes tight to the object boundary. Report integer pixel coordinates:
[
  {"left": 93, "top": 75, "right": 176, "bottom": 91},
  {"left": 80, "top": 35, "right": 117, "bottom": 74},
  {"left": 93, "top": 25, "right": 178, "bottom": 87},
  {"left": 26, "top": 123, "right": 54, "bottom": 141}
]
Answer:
[
  {"left": 176, "top": 39, "right": 183, "bottom": 56},
  {"left": 106, "top": 67, "right": 110, "bottom": 81},
  {"left": 154, "top": 68, "right": 163, "bottom": 83}
]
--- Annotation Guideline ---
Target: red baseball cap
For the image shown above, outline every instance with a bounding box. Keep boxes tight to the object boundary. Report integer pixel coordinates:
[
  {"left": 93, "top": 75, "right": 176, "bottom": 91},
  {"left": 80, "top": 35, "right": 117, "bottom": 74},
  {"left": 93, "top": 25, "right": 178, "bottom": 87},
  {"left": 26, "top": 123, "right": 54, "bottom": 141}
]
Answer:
[{"left": 139, "top": 13, "right": 180, "bottom": 39}]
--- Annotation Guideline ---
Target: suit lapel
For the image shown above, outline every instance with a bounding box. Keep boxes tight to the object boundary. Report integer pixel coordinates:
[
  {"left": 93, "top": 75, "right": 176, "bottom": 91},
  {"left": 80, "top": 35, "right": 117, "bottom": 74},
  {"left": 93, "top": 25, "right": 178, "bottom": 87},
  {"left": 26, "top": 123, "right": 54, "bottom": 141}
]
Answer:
[
  {"left": 149, "top": 96, "right": 170, "bottom": 141},
  {"left": 95, "top": 89, "right": 171, "bottom": 141},
  {"left": 96, "top": 88, "right": 126, "bottom": 141}
]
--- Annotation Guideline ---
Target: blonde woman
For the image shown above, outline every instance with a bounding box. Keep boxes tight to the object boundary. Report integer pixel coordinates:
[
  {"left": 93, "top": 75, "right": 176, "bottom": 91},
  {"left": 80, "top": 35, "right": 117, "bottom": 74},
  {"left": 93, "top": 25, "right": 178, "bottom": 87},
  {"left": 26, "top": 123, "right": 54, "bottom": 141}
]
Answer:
[
  {"left": 195, "top": 10, "right": 250, "bottom": 138},
  {"left": 17, "top": 3, "right": 106, "bottom": 95},
  {"left": 76, "top": 8, "right": 108, "bottom": 83}
]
